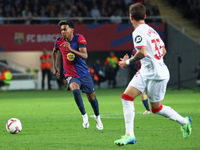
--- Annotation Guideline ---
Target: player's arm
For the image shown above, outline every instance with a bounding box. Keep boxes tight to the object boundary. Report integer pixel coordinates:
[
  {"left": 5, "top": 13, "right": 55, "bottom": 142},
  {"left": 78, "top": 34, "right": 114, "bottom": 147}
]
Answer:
[
  {"left": 63, "top": 42, "right": 88, "bottom": 59},
  {"left": 129, "top": 47, "right": 147, "bottom": 63},
  {"left": 163, "top": 47, "right": 167, "bottom": 57},
  {"left": 119, "top": 47, "right": 146, "bottom": 69},
  {"left": 52, "top": 47, "right": 60, "bottom": 76}
]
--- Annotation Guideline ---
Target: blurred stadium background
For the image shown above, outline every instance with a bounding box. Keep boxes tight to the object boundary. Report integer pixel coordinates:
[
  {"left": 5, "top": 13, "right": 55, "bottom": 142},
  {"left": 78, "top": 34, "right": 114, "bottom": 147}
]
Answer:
[{"left": 0, "top": 0, "right": 200, "bottom": 90}]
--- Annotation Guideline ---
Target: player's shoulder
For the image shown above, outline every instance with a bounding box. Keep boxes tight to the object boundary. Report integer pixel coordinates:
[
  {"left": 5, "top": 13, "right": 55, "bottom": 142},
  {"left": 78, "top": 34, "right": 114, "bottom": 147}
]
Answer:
[
  {"left": 55, "top": 37, "right": 65, "bottom": 45},
  {"left": 56, "top": 36, "right": 64, "bottom": 42},
  {"left": 134, "top": 24, "right": 149, "bottom": 33},
  {"left": 76, "top": 33, "right": 87, "bottom": 44},
  {"left": 76, "top": 33, "right": 85, "bottom": 39}
]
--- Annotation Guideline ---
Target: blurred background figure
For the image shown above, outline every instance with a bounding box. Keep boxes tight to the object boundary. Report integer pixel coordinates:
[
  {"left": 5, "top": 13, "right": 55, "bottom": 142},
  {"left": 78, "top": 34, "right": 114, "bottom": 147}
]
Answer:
[
  {"left": 105, "top": 61, "right": 117, "bottom": 88},
  {"left": 93, "top": 59, "right": 106, "bottom": 88},
  {"left": 0, "top": 66, "right": 12, "bottom": 90},
  {"left": 104, "top": 51, "right": 119, "bottom": 88},
  {"left": 195, "top": 61, "right": 200, "bottom": 89},
  {"left": 40, "top": 48, "right": 51, "bottom": 90},
  {"left": 89, "top": 65, "right": 99, "bottom": 86}
]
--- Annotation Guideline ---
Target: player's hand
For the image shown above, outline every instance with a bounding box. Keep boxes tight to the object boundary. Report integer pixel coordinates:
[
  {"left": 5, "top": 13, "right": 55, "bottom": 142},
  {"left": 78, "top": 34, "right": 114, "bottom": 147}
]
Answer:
[
  {"left": 53, "top": 68, "right": 60, "bottom": 76},
  {"left": 123, "top": 54, "right": 129, "bottom": 60},
  {"left": 119, "top": 60, "right": 127, "bottom": 69},
  {"left": 63, "top": 42, "right": 71, "bottom": 50},
  {"left": 119, "top": 54, "right": 129, "bottom": 69}
]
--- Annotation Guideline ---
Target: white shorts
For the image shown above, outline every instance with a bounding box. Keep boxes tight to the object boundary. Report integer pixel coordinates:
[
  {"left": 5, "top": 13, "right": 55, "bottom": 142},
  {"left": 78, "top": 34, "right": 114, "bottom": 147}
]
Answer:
[{"left": 129, "top": 72, "right": 169, "bottom": 103}]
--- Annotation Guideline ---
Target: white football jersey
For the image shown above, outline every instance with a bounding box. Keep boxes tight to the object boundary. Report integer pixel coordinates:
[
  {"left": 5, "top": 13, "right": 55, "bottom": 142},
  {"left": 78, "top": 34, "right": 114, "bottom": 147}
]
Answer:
[{"left": 132, "top": 23, "right": 169, "bottom": 80}]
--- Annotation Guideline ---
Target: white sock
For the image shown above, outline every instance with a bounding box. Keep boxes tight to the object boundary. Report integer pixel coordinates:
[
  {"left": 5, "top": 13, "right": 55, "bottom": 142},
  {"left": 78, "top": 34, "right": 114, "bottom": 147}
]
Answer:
[
  {"left": 122, "top": 99, "right": 135, "bottom": 137},
  {"left": 155, "top": 105, "right": 187, "bottom": 126}
]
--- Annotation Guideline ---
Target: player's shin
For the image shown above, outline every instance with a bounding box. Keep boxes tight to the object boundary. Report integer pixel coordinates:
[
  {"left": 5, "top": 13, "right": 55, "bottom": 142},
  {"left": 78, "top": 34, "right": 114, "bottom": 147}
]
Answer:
[
  {"left": 89, "top": 98, "right": 99, "bottom": 116},
  {"left": 73, "top": 89, "right": 86, "bottom": 115},
  {"left": 121, "top": 93, "right": 135, "bottom": 137},
  {"left": 152, "top": 104, "right": 187, "bottom": 125}
]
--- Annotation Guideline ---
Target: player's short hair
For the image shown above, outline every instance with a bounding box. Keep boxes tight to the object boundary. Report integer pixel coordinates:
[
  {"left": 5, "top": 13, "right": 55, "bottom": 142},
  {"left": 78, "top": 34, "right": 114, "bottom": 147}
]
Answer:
[
  {"left": 129, "top": 3, "right": 146, "bottom": 21},
  {"left": 58, "top": 20, "right": 74, "bottom": 28}
]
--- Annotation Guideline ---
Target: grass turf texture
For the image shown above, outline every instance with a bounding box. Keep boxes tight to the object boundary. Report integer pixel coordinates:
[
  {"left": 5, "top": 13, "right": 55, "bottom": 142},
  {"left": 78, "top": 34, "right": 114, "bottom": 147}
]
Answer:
[{"left": 0, "top": 88, "right": 199, "bottom": 150}]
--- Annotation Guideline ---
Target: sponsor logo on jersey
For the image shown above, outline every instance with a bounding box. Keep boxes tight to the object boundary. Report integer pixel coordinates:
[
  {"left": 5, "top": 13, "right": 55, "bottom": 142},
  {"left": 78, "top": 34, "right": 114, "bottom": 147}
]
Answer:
[
  {"left": 135, "top": 35, "right": 142, "bottom": 43},
  {"left": 67, "top": 52, "right": 75, "bottom": 61}
]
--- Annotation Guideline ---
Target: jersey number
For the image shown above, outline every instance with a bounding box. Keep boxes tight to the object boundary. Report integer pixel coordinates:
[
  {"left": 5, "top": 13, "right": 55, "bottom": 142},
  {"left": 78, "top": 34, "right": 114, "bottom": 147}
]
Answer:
[{"left": 151, "top": 39, "right": 163, "bottom": 60}]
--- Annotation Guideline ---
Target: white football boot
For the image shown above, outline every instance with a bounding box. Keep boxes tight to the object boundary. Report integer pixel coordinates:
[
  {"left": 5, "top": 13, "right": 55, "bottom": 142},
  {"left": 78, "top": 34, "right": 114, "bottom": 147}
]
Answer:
[
  {"left": 94, "top": 115, "right": 103, "bottom": 130},
  {"left": 82, "top": 113, "right": 89, "bottom": 129}
]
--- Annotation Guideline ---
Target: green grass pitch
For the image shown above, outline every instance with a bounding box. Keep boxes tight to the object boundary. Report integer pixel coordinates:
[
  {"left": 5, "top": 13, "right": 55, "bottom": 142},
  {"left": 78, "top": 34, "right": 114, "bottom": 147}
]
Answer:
[{"left": 0, "top": 88, "right": 199, "bottom": 150}]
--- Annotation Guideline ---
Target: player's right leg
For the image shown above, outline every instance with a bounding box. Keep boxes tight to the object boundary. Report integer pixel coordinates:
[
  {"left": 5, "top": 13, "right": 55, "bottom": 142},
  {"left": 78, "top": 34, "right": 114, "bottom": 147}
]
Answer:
[
  {"left": 114, "top": 85, "right": 141, "bottom": 146},
  {"left": 86, "top": 92, "right": 103, "bottom": 130},
  {"left": 181, "top": 116, "right": 192, "bottom": 138},
  {"left": 67, "top": 78, "right": 88, "bottom": 129},
  {"left": 152, "top": 104, "right": 192, "bottom": 138},
  {"left": 114, "top": 135, "right": 137, "bottom": 146},
  {"left": 81, "top": 74, "right": 103, "bottom": 130}
]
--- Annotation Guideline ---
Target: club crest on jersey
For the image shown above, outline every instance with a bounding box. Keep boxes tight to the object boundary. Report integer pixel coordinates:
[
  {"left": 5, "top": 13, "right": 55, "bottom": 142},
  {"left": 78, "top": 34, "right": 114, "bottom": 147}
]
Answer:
[
  {"left": 135, "top": 35, "right": 142, "bottom": 43},
  {"left": 67, "top": 52, "right": 75, "bottom": 61}
]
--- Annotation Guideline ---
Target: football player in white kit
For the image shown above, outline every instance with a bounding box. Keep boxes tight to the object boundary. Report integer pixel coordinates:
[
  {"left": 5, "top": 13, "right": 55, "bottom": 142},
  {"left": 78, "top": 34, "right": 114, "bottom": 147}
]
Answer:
[{"left": 114, "top": 3, "right": 192, "bottom": 146}]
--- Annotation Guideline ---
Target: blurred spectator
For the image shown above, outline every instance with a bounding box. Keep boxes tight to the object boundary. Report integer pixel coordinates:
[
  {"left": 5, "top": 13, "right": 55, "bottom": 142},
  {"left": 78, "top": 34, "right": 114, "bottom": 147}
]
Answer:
[
  {"left": 0, "top": 66, "right": 12, "bottom": 88},
  {"left": 89, "top": 65, "right": 99, "bottom": 86},
  {"left": 110, "top": 10, "right": 122, "bottom": 24},
  {"left": 145, "top": 0, "right": 154, "bottom": 11},
  {"left": 40, "top": 7, "right": 49, "bottom": 24},
  {"left": 104, "top": 51, "right": 119, "bottom": 88},
  {"left": 1, "top": 0, "right": 161, "bottom": 25},
  {"left": 195, "top": 62, "right": 200, "bottom": 88},
  {"left": 134, "top": 0, "right": 145, "bottom": 4},
  {"left": 168, "top": 0, "right": 200, "bottom": 26},
  {"left": 152, "top": 5, "right": 162, "bottom": 23},
  {"left": 49, "top": 9, "right": 58, "bottom": 24},
  {"left": 105, "top": 61, "right": 117, "bottom": 88},
  {"left": 31, "top": 11, "right": 40, "bottom": 24},
  {"left": 195, "top": 62, "right": 200, "bottom": 80},
  {"left": 93, "top": 59, "right": 107, "bottom": 88},
  {"left": 22, "top": 5, "right": 32, "bottom": 25},
  {"left": 40, "top": 48, "right": 52, "bottom": 90},
  {"left": 0, "top": 8, "right": 4, "bottom": 24},
  {"left": 90, "top": 4, "right": 101, "bottom": 18}
]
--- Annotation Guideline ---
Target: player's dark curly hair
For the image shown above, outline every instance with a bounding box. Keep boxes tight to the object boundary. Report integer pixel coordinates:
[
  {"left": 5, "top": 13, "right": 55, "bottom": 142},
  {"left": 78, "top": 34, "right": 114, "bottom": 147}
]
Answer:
[
  {"left": 129, "top": 3, "right": 146, "bottom": 21},
  {"left": 58, "top": 20, "right": 74, "bottom": 28}
]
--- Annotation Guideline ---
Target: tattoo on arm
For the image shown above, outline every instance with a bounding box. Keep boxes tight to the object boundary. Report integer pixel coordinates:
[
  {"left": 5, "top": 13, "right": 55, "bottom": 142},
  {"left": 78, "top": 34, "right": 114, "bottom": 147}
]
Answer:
[{"left": 129, "top": 48, "right": 145, "bottom": 64}]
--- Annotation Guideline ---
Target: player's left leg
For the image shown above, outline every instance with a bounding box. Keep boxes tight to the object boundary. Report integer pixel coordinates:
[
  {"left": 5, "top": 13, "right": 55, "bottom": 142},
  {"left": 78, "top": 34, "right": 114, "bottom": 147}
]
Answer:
[
  {"left": 141, "top": 93, "right": 150, "bottom": 114},
  {"left": 151, "top": 102, "right": 192, "bottom": 138},
  {"left": 148, "top": 79, "right": 192, "bottom": 138},
  {"left": 81, "top": 74, "right": 103, "bottom": 130},
  {"left": 86, "top": 92, "right": 103, "bottom": 130}
]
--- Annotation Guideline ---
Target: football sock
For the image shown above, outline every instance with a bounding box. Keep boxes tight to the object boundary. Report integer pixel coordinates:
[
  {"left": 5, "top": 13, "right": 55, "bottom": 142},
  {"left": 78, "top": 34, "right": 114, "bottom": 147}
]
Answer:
[
  {"left": 122, "top": 99, "right": 135, "bottom": 137},
  {"left": 73, "top": 89, "right": 86, "bottom": 115},
  {"left": 89, "top": 98, "right": 99, "bottom": 116},
  {"left": 153, "top": 105, "right": 187, "bottom": 126},
  {"left": 142, "top": 99, "right": 150, "bottom": 111}
]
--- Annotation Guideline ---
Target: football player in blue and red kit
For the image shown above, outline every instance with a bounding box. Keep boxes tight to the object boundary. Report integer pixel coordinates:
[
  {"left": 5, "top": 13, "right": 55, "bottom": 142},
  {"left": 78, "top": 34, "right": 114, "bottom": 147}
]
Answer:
[{"left": 52, "top": 20, "right": 103, "bottom": 130}]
